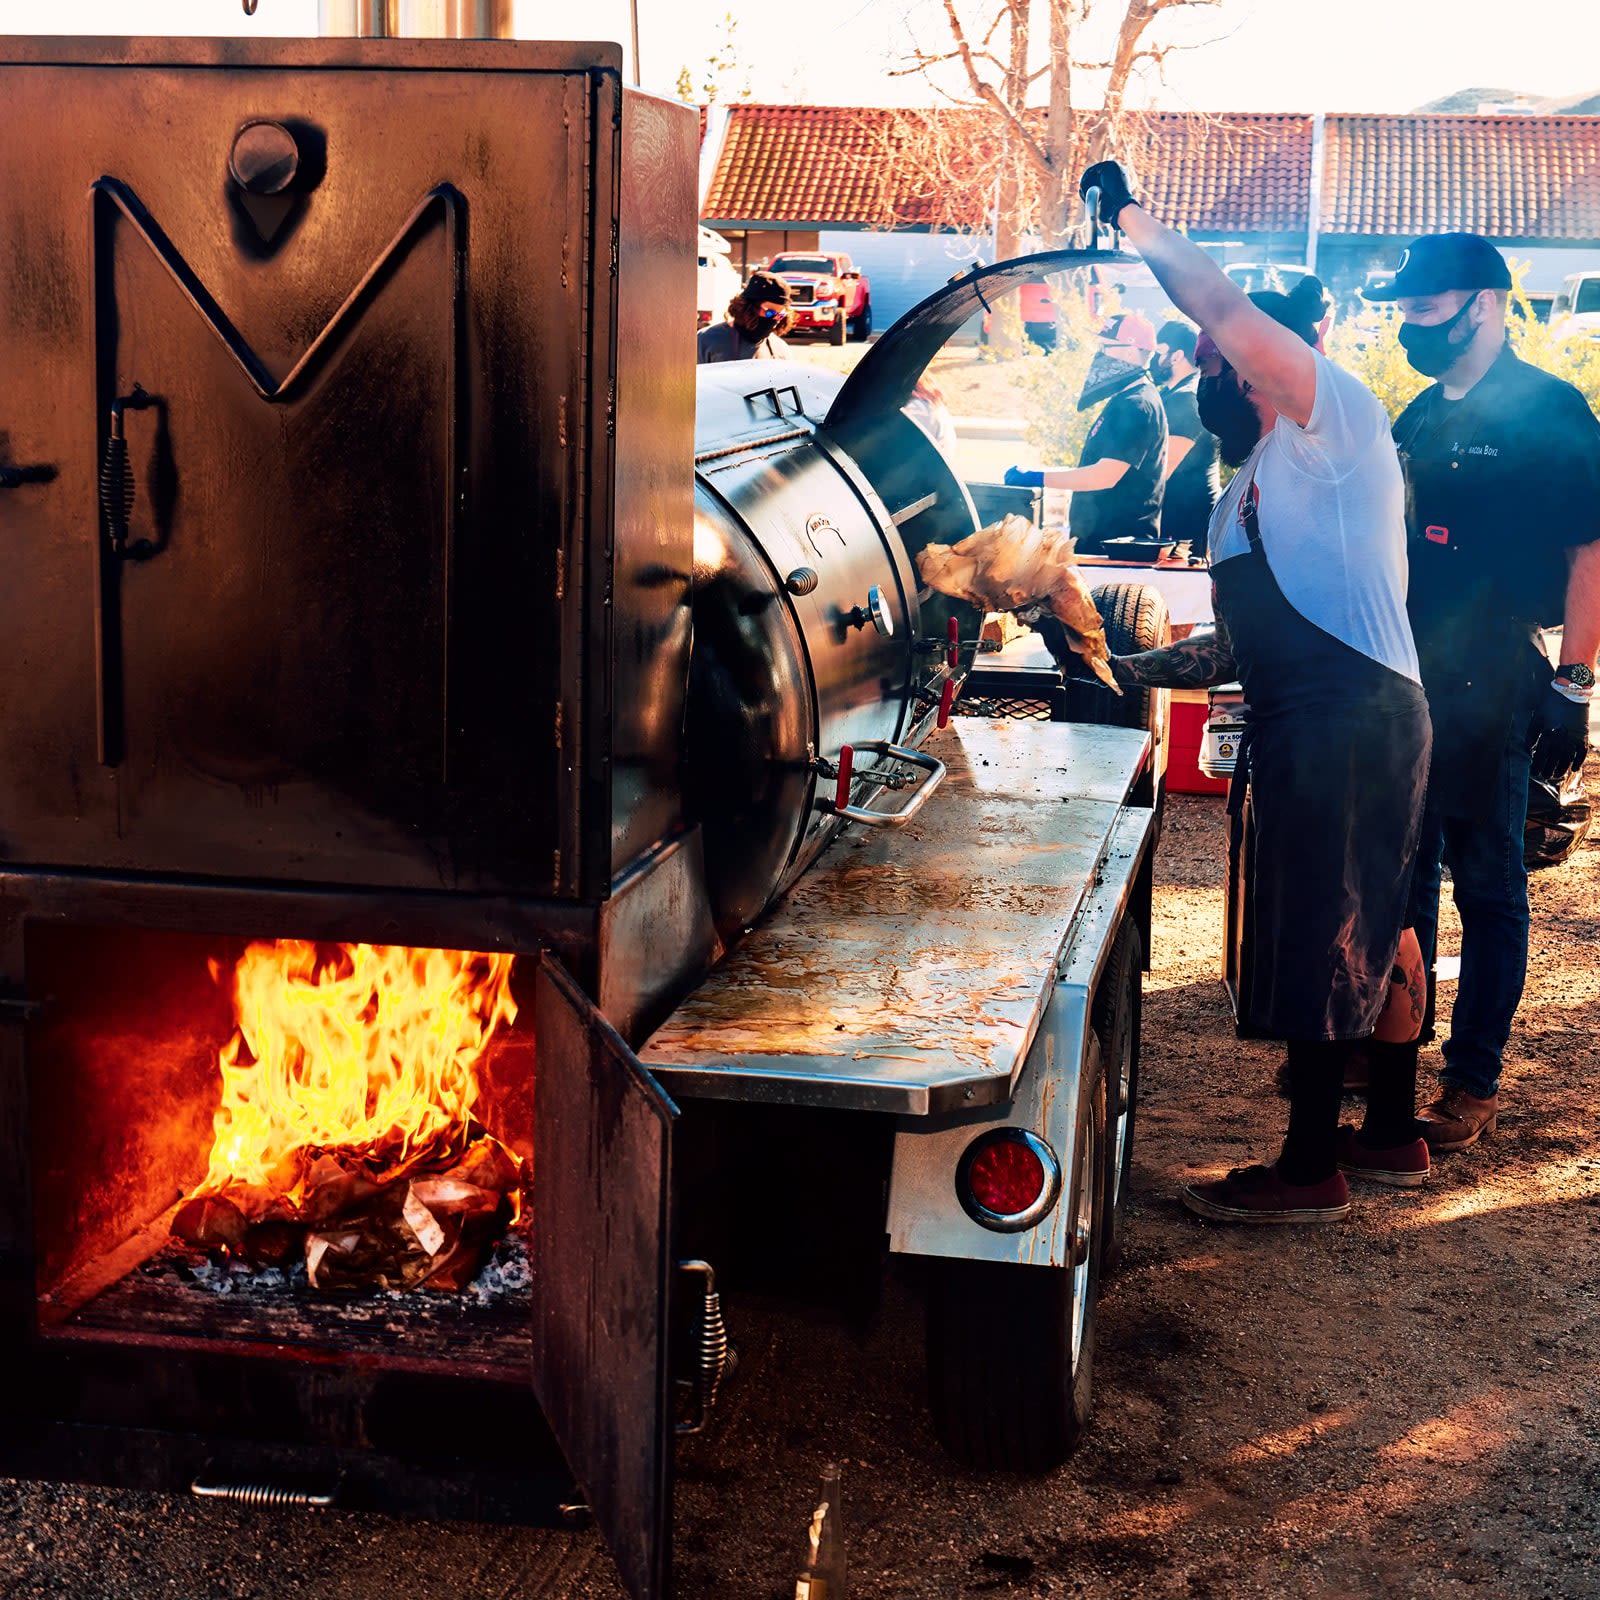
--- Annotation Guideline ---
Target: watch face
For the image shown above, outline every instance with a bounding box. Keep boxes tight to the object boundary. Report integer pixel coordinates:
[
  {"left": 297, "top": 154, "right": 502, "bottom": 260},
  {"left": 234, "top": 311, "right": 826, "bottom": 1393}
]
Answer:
[{"left": 1560, "top": 663, "right": 1596, "bottom": 689}]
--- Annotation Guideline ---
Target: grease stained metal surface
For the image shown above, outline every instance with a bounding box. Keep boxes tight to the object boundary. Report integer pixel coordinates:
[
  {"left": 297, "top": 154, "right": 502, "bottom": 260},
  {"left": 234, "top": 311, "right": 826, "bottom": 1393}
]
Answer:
[{"left": 640, "top": 720, "right": 1149, "bottom": 1113}]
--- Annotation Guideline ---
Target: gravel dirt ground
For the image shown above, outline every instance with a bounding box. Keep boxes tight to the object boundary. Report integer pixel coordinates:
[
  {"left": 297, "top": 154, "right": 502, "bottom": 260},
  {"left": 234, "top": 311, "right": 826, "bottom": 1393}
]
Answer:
[{"left": 6, "top": 758, "right": 1598, "bottom": 1600}]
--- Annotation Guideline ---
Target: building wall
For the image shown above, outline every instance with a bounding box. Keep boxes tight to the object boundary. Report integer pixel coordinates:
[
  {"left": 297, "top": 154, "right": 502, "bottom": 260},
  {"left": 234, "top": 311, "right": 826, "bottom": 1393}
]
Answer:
[
  {"left": 818, "top": 230, "right": 996, "bottom": 330},
  {"left": 709, "top": 228, "right": 821, "bottom": 278}
]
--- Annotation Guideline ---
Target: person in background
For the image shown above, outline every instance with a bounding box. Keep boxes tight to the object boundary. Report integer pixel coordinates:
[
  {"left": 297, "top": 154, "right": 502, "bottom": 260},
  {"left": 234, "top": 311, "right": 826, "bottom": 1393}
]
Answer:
[
  {"left": 1003, "top": 311, "right": 1167, "bottom": 555},
  {"left": 1050, "top": 159, "right": 1433, "bottom": 1224},
  {"left": 1152, "top": 319, "right": 1220, "bottom": 559},
  {"left": 1362, "top": 235, "right": 1600, "bottom": 1154},
  {"left": 903, "top": 379, "right": 959, "bottom": 459},
  {"left": 697, "top": 270, "right": 793, "bottom": 364}
]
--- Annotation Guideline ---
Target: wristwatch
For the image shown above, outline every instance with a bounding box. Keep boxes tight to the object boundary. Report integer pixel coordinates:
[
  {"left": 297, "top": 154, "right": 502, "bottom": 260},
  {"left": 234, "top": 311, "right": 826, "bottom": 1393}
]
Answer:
[{"left": 1556, "top": 662, "right": 1596, "bottom": 690}]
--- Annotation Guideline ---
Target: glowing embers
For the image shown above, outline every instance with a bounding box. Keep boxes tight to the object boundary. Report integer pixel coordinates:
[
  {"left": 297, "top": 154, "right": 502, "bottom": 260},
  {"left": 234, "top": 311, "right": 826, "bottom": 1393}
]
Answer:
[{"left": 171, "top": 941, "right": 524, "bottom": 1292}]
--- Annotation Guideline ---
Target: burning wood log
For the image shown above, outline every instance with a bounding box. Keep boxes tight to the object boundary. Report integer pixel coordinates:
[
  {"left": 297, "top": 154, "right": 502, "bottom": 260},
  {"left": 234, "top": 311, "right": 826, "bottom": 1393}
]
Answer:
[
  {"left": 916, "top": 515, "right": 1119, "bottom": 691},
  {"left": 174, "top": 1130, "right": 526, "bottom": 1292},
  {"left": 171, "top": 942, "right": 526, "bottom": 1294}
]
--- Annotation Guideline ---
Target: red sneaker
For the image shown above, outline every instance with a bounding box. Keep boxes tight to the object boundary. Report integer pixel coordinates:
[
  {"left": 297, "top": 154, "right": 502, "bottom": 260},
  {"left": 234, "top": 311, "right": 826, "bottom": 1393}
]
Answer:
[
  {"left": 1179, "top": 1162, "right": 1350, "bottom": 1225},
  {"left": 1335, "top": 1125, "right": 1430, "bottom": 1188}
]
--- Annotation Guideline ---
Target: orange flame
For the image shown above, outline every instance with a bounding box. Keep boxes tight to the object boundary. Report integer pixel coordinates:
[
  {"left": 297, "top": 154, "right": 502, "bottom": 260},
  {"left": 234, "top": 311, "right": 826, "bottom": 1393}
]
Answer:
[{"left": 198, "top": 941, "right": 517, "bottom": 1208}]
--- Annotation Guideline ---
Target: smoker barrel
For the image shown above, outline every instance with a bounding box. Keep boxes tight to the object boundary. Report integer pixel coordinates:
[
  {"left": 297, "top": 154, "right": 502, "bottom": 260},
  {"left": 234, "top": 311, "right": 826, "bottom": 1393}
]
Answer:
[{"left": 683, "top": 245, "right": 1131, "bottom": 940}]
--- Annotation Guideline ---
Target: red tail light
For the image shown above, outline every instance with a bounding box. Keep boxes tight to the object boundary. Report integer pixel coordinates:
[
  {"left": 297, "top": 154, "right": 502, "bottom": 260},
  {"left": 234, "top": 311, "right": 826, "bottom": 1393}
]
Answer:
[{"left": 957, "top": 1130, "right": 1061, "bottom": 1231}]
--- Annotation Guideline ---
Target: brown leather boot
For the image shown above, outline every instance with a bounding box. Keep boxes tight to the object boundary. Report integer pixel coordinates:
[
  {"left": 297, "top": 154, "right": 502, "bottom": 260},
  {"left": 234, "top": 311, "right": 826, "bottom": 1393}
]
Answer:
[{"left": 1417, "top": 1086, "right": 1499, "bottom": 1153}]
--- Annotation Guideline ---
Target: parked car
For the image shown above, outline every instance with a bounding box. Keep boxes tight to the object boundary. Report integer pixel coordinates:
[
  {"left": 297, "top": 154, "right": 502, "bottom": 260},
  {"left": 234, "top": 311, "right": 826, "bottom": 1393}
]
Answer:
[
  {"left": 1515, "top": 290, "right": 1556, "bottom": 324},
  {"left": 766, "top": 250, "right": 872, "bottom": 345},
  {"left": 696, "top": 226, "right": 742, "bottom": 330},
  {"left": 1223, "top": 261, "right": 1314, "bottom": 296},
  {"left": 1549, "top": 271, "right": 1600, "bottom": 341}
]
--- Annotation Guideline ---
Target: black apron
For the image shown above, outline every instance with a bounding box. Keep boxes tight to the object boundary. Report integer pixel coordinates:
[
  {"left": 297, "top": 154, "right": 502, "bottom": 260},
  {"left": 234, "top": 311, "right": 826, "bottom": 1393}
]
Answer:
[{"left": 1218, "top": 481, "right": 1432, "bottom": 1041}]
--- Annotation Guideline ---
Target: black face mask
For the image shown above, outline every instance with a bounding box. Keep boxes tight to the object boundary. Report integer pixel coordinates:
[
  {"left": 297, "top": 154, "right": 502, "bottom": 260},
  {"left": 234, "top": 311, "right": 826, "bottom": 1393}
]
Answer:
[
  {"left": 1196, "top": 372, "right": 1263, "bottom": 468},
  {"left": 1396, "top": 295, "right": 1478, "bottom": 378}
]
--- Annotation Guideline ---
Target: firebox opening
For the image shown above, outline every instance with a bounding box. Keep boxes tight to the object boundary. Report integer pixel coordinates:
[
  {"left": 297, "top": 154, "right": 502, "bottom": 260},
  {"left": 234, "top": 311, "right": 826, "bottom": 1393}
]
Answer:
[{"left": 26, "top": 924, "right": 536, "bottom": 1372}]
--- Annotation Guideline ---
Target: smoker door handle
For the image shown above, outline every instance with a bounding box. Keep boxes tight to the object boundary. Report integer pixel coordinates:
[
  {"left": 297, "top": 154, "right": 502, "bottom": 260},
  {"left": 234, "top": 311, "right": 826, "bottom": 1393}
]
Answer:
[{"left": 818, "top": 740, "right": 946, "bottom": 828}]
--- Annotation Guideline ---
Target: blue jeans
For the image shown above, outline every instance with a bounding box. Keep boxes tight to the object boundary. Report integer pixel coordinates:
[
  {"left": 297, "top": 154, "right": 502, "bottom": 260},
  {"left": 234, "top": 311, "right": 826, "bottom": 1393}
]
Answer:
[{"left": 1406, "top": 723, "right": 1533, "bottom": 1100}]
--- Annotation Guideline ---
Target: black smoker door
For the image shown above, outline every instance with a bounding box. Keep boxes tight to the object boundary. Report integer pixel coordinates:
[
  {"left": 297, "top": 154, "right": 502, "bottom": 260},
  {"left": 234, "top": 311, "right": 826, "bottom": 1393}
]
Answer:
[
  {"left": 532, "top": 955, "right": 678, "bottom": 1600},
  {"left": 0, "top": 39, "right": 625, "bottom": 896}
]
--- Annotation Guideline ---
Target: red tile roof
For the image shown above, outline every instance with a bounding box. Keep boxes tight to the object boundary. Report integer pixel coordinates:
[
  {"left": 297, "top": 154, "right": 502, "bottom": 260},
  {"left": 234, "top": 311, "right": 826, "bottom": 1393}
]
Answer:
[
  {"left": 700, "top": 104, "right": 1311, "bottom": 233},
  {"left": 701, "top": 103, "right": 1600, "bottom": 243},
  {"left": 1321, "top": 114, "right": 1600, "bottom": 238},
  {"left": 700, "top": 105, "right": 975, "bottom": 228},
  {"left": 1124, "top": 113, "right": 1312, "bottom": 234}
]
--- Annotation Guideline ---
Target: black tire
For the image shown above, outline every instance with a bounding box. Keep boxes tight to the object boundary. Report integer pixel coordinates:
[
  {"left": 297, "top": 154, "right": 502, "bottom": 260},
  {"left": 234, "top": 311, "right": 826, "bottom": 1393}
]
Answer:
[
  {"left": 1059, "top": 581, "right": 1171, "bottom": 814},
  {"left": 850, "top": 299, "right": 872, "bottom": 341},
  {"left": 925, "top": 1046, "right": 1106, "bottom": 1472},
  {"left": 829, "top": 311, "right": 847, "bottom": 347},
  {"left": 1092, "top": 917, "right": 1143, "bottom": 1276}
]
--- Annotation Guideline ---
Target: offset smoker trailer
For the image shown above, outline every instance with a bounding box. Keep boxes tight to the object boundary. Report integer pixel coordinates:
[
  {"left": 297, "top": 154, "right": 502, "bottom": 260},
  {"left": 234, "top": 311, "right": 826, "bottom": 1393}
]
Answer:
[
  {"left": 645, "top": 715, "right": 1154, "bottom": 1469},
  {"left": 0, "top": 27, "right": 1165, "bottom": 1600}
]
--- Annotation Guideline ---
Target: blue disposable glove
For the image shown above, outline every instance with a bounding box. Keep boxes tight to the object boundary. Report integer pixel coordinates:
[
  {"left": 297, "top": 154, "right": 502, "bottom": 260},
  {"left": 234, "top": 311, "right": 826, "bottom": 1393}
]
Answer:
[{"left": 1004, "top": 466, "right": 1045, "bottom": 488}]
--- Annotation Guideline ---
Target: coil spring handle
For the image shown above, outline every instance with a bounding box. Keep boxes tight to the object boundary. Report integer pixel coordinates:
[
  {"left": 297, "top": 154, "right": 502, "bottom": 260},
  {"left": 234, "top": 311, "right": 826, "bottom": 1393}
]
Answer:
[{"left": 101, "top": 386, "right": 155, "bottom": 559}]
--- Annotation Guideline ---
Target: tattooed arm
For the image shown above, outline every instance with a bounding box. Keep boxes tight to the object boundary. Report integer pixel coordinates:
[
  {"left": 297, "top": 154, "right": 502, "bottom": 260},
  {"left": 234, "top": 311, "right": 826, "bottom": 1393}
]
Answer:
[{"left": 1109, "top": 611, "right": 1237, "bottom": 690}]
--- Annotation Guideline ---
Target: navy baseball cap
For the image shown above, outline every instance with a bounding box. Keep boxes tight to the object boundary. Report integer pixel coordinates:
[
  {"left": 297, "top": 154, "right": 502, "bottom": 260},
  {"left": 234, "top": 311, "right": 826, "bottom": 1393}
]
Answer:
[{"left": 1361, "top": 233, "right": 1512, "bottom": 301}]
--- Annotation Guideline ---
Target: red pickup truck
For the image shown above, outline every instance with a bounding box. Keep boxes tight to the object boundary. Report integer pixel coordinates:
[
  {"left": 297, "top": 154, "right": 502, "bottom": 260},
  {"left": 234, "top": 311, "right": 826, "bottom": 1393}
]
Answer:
[{"left": 766, "top": 251, "right": 872, "bottom": 345}]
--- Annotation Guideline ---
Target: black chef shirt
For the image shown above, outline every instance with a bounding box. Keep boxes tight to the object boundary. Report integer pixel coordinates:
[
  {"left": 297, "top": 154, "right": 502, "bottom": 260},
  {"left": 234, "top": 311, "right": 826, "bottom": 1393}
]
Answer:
[
  {"left": 1394, "top": 344, "right": 1600, "bottom": 671},
  {"left": 1158, "top": 375, "right": 1219, "bottom": 555},
  {"left": 1068, "top": 377, "right": 1167, "bottom": 553}
]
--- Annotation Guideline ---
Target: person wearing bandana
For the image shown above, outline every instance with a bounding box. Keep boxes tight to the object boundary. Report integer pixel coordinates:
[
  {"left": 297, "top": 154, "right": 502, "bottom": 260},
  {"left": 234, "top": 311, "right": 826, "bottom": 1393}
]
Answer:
[
  {"left": 1362, "top": 235, "right": 1600, "bottom": 1155},
  {"left": 696, "top": 270, "right": 793, "bottom": 363},
  {"left": 1053, "top": 160, "right": 1433, "bottom": 1224},
  {"left": 1003, "top": 312, "right": 1167, "bottom": 555}
]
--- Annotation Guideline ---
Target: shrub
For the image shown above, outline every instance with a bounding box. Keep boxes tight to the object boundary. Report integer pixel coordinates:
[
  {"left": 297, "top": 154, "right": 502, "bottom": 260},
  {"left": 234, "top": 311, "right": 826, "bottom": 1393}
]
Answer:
[{"left": 1011, "top": 274, "right": 1122, "bottom": 465}]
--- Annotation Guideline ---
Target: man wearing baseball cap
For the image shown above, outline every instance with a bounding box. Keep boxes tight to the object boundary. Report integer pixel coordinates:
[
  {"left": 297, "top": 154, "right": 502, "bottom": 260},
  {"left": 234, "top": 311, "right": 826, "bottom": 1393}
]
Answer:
[
  {"left": 1004, "top": 310, "right": 1168, "bottom": 555},
  {"left": 1364, "top": 234, "right": 1600, "bottom": 1154}
]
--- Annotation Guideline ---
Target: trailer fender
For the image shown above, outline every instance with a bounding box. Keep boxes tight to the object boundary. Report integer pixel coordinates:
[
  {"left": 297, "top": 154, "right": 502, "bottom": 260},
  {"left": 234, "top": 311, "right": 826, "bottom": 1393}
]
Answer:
[{"left": 885, "top": 803, "right": 1154, "bottom": 1268}]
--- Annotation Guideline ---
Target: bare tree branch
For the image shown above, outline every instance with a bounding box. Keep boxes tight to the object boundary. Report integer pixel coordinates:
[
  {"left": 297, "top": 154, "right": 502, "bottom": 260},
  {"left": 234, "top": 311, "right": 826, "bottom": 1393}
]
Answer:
[{"left": 860, "top": 0, "right": 1231, "bottom": 251}]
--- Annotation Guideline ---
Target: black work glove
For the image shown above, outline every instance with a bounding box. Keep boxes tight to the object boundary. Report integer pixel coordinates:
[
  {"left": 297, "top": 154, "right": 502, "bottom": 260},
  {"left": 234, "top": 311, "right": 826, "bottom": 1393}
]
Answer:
[
  {"left": 1078, "top": 161, "right": 1138, "bottom": 230},
  {"left": 1029, "top": 612, "right": 1108, "bottom": 686},
  {"left": 1528, "top": 682, "right": 1591, "bottom": 783}
]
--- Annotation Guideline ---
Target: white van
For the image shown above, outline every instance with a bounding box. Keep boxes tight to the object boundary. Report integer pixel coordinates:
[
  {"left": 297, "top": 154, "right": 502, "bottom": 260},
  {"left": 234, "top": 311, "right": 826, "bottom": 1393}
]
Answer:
[
  {"left": 1549, "top": 271, "right": 1600, "bottom": 341},
  {"left": 697, "top": 227, "right": 742, "bottom": 330}
]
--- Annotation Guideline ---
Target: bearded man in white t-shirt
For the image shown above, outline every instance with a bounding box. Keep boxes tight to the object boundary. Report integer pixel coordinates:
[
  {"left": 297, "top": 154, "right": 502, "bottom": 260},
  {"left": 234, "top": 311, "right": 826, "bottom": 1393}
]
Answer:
[{"left": 1052, "top": 161, "right": 1435, "bottom": 1226}]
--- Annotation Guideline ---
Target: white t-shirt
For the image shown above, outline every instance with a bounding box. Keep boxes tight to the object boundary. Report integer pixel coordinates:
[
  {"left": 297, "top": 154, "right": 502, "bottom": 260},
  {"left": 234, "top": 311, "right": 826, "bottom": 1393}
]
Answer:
[{"left": 1208, "top": 351, "right": 1419, "bottom": 684}]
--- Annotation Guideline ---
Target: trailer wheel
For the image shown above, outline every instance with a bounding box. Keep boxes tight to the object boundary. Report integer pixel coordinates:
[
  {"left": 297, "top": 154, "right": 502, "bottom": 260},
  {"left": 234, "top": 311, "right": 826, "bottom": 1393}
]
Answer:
[
  {"left": 1057, "top": 582, "right": 1170, "bottom": 801},
  {"left": 1093, "top": 917, "right": 1143, "bottom": 1276},
  {"left": 924, "top": 1044, "right": 1106, "bottom": 1472}
]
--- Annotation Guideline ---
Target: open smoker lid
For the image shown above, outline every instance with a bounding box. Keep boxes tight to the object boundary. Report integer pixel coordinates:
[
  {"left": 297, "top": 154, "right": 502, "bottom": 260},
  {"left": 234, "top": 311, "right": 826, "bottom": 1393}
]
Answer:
[{"left": 819, "top": 246, "right": 1138, "bottom": 433}]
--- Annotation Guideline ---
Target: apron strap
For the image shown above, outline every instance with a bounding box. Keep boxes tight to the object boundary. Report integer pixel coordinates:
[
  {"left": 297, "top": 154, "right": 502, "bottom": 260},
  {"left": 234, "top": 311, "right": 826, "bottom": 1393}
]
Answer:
[{"left": 1238, "top": 476, "right": 1264, "bottom": 554}]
